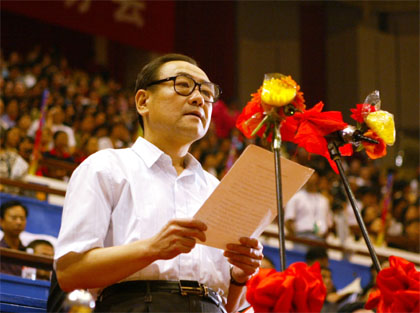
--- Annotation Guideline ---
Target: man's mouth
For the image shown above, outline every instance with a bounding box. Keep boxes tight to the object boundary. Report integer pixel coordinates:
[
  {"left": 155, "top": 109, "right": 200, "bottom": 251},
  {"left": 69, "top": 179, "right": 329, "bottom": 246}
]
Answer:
[{"left": 185, "top": 111, "right": 204, "bottom": 120}]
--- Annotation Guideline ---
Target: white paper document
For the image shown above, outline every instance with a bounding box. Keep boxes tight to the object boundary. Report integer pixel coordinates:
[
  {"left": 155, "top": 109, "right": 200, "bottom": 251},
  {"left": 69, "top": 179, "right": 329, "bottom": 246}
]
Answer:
[{"left": 194, "top": 144, "right": 314, "bottom": 250}]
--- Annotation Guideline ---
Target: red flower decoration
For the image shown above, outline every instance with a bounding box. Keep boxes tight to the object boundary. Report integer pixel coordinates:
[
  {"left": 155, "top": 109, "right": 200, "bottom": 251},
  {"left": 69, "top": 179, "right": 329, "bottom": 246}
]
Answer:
[
  {"left": 280, "top": 102, "right": 349, "bottom": 173},
  {"left": 361, "top": 129, "right": 387, "bottom": 159},
  {"left": 365, "top": 256, "right": 420, "bottom": 312},
  {"left": 246, "top": 262, "right": 326, "bottom": 313},
  {"left": 350, "top": 103, "right": 376, "bottom": 123},
  {"left": 236, "top": 88, "right": 266, "bottom": 138}
]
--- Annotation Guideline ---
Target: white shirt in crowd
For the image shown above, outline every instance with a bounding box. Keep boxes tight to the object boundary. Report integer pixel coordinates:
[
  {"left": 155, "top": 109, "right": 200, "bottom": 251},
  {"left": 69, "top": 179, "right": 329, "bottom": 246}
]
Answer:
[
  {"left": 285, "top": 189, "right": 332, "bottom": 236},
  {"left": 55, "top": 136, "right": 230, "bottom": 299}
]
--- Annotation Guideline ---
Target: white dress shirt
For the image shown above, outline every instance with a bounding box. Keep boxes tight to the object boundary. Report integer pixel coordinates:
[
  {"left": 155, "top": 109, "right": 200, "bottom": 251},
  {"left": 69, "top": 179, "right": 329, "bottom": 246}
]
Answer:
[
  {"left": 284, "top": 189, "right": 331, "bottom": 236},
  {"left": 55, "top": 136, "right": 231, "bottom": 298}
]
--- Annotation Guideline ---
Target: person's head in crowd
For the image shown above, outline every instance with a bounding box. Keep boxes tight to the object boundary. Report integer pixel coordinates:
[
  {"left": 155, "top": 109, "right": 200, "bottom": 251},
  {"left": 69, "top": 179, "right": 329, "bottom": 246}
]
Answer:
[
  {"left": 337, "top": 302, "right": 373, "bottom": 313},
  {"left": 349, "top": 158, "right": 362, "bottom": 176},
  {"left": 304, "top": 170, "right": 320, "bottom": 193},
  {"left": 83, "top": 136, "right": 99, "bottom": 158},
  {"left": 361, "top": 205, "right": 380, "bottom": 233},
  {"left": 305, "top": 246, "right": 329, "bottom": 268},
  {"left": 94, "top": 124, "right": 109, "bottom": 139},
  {"left": 261, "top": 255, "right": 276, "bottom": 269},
  {"left": 4, "top": 98, "right": 19, "bottom": 123},
  {"left": 64, "top": 105, "right": 76, "bottom": 126},
  {"left": 18, "top": 136, "right": 34, "bottom": 162},
  {"left": 4, "top": 126, "right": 21, "bottom": 151},
  {"left": 320, "top": 267, "right": 335, "bottom": 294},
  {"left": 0, "top": 200, "right": 28, "bottom": 249},
  {"left": 404, "top": 218, "right": 420, "bottom": 239},
  {"left": 94, "top": 111, "right": 107, "bottom": 128},
  {"left": 51, "top": 105, "right": 66, "bottom": 125},
  {"left": 27, "top": 239, "right": 54, "bottom": 281},
  {"left": 357, "top": 186, "right": 378, "bottom": 208},
  {"left": 41, "top": 127, "right": 53, "bottom": 151},
  {"left": 110, "top": 121, "right": 129, "bottom": 143},
  {"left": 403, "top": 200, "right": 419, "bottom": 223},
  {"left": 17, "top": 113, "right": 32, "bottom": 135},
  {"left": 52, "top": 131, "right": 69, "bottom": 155},
  {"left": 392, "top": 197, "right": 409, "bottom": 222},
  {"left": 14, "top": 81, "right": 26, "bottom": 98},
  {"left": 80, "top": 114, "right": 95, "bottom": 134}
]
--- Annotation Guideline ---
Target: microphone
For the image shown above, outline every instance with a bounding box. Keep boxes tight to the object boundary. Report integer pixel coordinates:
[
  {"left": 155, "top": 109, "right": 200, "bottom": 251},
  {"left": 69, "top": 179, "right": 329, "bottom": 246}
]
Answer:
[{"left": 338, "top": 126, "right": 379, "bottom": 145}]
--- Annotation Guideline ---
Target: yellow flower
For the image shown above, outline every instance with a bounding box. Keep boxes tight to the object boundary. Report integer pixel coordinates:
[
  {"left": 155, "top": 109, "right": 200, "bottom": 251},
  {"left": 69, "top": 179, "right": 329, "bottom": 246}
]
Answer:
[
  {"left": 261, "top": 75, "right": 297, "bottom": 107},
  {"left": 365, "top": 110, "right": 395, "bottom": 145}
]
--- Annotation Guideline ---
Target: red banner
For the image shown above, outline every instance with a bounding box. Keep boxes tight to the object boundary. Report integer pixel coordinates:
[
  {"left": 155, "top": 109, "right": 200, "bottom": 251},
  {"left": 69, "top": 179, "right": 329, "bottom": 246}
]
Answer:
[{"left": 1, "top": 0, "right": 174, "bottom": 53}]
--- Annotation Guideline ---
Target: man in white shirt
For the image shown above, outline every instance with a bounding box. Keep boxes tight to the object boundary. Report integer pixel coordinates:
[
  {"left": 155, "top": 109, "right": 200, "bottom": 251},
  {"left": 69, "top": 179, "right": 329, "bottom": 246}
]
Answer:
[
  {"left": 285, "top": 171, "right": 332, "bottom": 250},
  {"left": 54, "top": 54, "right": 263, "bottom": 313}
]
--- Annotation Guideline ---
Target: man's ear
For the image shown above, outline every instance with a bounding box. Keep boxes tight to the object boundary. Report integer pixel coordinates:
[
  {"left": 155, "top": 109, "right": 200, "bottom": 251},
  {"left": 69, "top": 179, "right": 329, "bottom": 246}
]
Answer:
[{"left": 135, "top": 89, "right": 149, "bottom": 117}]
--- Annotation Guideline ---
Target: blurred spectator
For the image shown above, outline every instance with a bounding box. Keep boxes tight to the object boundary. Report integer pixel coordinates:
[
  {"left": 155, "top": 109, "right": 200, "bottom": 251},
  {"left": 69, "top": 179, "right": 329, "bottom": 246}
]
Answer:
[
  {"left": 28, "top": 105, "right": 76, "bottom": 153},
  {"left": 0, "top": 127, "right": 29, "bottom": 181},
  {"left": 18, "top": 136, "right": 34, "bottom": 163},
  {"left": 74, "top": 136, "right": 99, "bottom": 163},
  {"left": 98, "top": 121, "right": 130, "bottom": 150},
  {"left": 27, "top": 239, "right": 54, "bottom": 281},
  {"left": 0, "top": 200, "right": 28, "bottom": 276},
  {"left": 1, "top": 98, "right": 19, "bottom": 129},
  {"left": 39, "top": 130, "right": 74, "bottom": 180},
  {"left": 285, "top": 171, "right": 332, "bottom": 250},
  {"left": 305, "top": 246, "right": 329, "bottom": 268}
]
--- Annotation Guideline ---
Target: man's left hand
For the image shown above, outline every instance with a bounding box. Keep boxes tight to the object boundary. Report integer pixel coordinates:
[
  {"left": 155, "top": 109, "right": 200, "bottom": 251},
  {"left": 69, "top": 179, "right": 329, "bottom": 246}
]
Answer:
[{"left": 223, "top": 237, "right": 263, "bottom": 285}]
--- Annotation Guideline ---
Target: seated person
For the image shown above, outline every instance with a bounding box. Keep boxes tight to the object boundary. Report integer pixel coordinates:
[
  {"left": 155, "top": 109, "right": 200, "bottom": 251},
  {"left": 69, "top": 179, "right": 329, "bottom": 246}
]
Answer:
[
  {"left": 0, "top": 200, "right": 28, "bottom": 276},
  {"left": 27, "top": 239, "right": 54, "bottom": 280},
  {"left": 305, "top": 246, "right": 329, "bottom": 268}
]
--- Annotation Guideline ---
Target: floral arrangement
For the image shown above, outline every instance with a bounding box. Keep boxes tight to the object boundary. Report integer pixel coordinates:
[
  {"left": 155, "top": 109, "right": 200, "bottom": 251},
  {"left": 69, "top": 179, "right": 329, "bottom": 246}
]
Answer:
[
  {"left": 365, "top": 256, "right": 419, "bottom": 312},
  {"left": 349, "top": 91, "right": 395, "bottom": 159},
  {"left": 246, "top": 262, "right": 326, "bottom": 313},
  {"left": 236, "top": 76, "right": 395, "bottom": 173}
]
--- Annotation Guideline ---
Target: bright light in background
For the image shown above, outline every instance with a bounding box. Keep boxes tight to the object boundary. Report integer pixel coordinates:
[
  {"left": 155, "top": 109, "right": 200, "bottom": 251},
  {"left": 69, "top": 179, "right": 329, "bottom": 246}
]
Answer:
[{"left": 395, "top": 150, "right": 404, "bottom": 167}]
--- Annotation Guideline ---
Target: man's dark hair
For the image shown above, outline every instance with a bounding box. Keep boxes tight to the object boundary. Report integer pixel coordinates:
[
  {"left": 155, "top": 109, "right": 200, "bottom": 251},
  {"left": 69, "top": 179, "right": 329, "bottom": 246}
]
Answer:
[
  {"left": 0, "top": 200, "right": 29, "bottom": 219},
  {"left": 305, "top": 246, "right": 328, "bottom": 263},
  {"left": 27, "top": 239, "right": 54, "bottom": 250},
  {"left": 134, "top": 53, "right": 198, "bottom": 129}
]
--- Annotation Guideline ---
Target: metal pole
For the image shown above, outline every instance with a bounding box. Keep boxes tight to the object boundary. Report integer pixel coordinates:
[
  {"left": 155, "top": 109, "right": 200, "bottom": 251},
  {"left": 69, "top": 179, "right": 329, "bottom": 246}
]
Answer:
[
  {"left": 328, "top": 142, "right": 382, "bottom": 272},
  {"left": 273, "top": 122, "right": 286, "bottom": 271}
]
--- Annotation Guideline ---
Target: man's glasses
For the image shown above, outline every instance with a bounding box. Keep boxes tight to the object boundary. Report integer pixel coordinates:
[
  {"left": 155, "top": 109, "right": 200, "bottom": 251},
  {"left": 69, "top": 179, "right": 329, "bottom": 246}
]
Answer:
[{"left": 146, "top": 75, "right": 222, "bottom": 103}]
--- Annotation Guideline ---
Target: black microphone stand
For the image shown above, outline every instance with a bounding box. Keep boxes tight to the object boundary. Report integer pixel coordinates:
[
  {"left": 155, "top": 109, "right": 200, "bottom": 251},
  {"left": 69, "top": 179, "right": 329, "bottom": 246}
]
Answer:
[
  {"left": 327, "top": 133, "right": 382, "bottom": 273},
  {"left": 272, "top": 121, "right": 286, "bottom": 271}
]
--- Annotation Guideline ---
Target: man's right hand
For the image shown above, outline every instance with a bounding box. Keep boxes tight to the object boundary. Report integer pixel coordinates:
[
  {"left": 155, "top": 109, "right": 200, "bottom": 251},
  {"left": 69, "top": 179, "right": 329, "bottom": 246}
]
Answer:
[{"left": 147, "top": 218, "right": 207, "bottom": 260}]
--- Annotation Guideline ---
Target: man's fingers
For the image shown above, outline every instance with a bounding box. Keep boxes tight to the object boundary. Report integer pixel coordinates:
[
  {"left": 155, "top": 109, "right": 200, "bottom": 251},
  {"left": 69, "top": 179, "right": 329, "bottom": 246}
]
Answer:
[
  {"left": 239, "top": 237, "right": 262, "bottom": 249},
  {"left": 172, "top": 218, "right": 207, "bottom": 231}
]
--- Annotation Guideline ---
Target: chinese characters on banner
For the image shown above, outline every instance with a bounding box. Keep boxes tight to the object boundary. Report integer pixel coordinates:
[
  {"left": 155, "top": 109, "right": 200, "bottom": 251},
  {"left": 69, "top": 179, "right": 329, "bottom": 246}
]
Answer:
[{"left": 2, "top": 0, "right": 174, "bottom": 52}]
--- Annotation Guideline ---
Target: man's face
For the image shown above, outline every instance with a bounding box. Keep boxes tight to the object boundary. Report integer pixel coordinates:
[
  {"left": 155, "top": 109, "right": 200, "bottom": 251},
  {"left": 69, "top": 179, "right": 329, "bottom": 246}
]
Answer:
[
  {"left": 138, "top": 61, "right": 213, "bottom": 144},
  {"left": 0, "top": 205, "right": 27, "bottom": 238},
  {"left": 33, "top": 243, "right": 54, "bottom": 257}
]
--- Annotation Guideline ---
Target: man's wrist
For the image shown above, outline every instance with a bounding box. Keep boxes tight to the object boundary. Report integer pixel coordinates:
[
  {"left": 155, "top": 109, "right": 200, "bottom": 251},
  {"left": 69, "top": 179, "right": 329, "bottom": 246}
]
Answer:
[{"left": 229, "top": 267, "right": 247, "bottom": 287}]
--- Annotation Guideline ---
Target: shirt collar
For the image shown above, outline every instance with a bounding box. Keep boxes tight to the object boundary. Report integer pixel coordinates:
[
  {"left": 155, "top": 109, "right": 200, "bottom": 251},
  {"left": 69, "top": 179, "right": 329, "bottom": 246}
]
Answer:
[{"left": 131, "top": 136, "right": 208, "bottom": 184}]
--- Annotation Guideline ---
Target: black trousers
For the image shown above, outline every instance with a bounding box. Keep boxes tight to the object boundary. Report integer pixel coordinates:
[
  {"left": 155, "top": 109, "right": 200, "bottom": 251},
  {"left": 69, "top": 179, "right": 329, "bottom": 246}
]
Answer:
[{"left": 94, "top": 281, "right": 226, "bottom": 313}]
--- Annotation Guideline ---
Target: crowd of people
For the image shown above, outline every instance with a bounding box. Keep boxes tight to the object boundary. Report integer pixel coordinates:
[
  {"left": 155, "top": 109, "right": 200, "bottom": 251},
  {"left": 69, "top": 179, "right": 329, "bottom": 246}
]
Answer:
[{"left": 0, "top": 46, "right": 418, "bottom": 303}]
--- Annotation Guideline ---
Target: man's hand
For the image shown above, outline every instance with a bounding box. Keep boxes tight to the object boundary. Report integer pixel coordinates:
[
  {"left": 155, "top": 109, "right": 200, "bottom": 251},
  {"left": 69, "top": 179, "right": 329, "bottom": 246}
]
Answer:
[
  {"left": 224, "top": 237, "right": 263, "bottom": 284},
  {"left": 147, "top": 218, "right": 207, "bottom": 260}
]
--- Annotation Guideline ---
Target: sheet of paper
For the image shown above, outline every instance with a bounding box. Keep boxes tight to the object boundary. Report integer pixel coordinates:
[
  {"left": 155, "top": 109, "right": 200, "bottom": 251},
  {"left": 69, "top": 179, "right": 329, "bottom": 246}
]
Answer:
[{"left": 194, "top": 144, "right": 314, "bottom": 250}]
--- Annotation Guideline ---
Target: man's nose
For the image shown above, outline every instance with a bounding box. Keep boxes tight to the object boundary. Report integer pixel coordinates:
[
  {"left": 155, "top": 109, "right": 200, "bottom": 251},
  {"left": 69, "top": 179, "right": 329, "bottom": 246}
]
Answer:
[{"left": 188, "top": 86, "right": 205, "bottom": 107}]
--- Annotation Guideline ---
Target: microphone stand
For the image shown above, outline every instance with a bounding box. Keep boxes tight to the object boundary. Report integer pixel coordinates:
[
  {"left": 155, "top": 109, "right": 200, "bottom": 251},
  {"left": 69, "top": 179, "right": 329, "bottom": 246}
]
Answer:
[
  {"left": 327, "top": 135, "right": 382, "bottom": 273},
  {"left": 272, "top": 121, "right": 286, "bottom": 271}
]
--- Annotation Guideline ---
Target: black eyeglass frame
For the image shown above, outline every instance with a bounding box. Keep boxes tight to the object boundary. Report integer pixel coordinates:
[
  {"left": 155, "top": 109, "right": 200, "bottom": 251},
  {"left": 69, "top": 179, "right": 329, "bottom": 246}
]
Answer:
[{"left": 146, "top": 75, "right": 222, "bottom": 103}]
